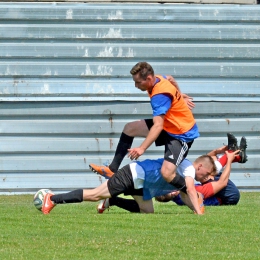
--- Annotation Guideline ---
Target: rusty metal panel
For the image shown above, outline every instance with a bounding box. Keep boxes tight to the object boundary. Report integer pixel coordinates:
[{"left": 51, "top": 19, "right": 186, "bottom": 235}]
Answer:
[{"left": 0, "top": 3, "right": 259, "bottom": 193}]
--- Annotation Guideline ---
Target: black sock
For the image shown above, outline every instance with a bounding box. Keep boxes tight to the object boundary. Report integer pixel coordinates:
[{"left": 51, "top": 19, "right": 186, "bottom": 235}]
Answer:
[
  {"left": 109, "top": 197, "right": 140, "bottom": 213},
  {"left": 169, "top": 174, "right": 187, "bottom": 194},
  {"left": 51, "top": 189, "right": 83, "bottom": 204},
  {"left": 109, "top": 132, "right": 134, "bottom": 172}
]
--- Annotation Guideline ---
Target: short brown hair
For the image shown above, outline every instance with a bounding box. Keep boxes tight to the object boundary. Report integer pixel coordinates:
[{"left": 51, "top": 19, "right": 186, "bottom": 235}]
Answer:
[
  {"left": 194, "top": 155, "right": 217, "bottom": 176},
  {"left": 130, "top": 62, "right": 154, "bottom": 80}
]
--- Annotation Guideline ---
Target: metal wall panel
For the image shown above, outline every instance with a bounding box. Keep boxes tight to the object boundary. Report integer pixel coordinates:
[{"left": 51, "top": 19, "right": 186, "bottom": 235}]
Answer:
[
  {"left": 2, "top": 1, "right": 257, "bottom": 4},
  {"left": 0, "top": 3, "right": 259, "bottom": 193}
]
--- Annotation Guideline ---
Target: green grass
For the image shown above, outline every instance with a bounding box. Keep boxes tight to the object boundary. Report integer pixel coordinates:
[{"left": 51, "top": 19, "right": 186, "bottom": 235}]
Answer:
[{"left": 0, "top": 192, "right": 259, "bottom": 260}]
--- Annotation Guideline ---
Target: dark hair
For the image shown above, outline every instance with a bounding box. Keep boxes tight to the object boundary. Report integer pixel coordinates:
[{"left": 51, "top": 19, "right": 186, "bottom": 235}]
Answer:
[
  {"left": 130, "top": 62, "right": 154, "bottom": 80},
  {"left": 155, "top": 195, "right": 172, "bottom": 203}
]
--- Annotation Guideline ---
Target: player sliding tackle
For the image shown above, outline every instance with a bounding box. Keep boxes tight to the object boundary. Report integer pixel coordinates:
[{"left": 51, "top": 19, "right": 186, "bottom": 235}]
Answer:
[
  {"left": 34, "top": 133, "right": 246, "bottom": 215},
  {"left": 37, "top": 153, "right": 215, "bottom": 215},
  {"left": 98, "top": 134, "right": 247, "bottom": 213}
]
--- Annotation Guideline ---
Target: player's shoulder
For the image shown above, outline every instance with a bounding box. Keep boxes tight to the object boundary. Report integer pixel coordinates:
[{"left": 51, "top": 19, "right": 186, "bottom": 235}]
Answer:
[
  {"left": 180, "top": 158, "right": 193, "bottom": 167},
  {"left": 178, "top": 159, "right": 195, "bottom": 177}
]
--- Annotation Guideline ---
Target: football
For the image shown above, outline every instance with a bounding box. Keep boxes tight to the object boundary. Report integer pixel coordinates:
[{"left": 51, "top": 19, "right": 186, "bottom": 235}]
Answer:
[{"left": 33, "top": 189, "right": 53, "bottom": 211}]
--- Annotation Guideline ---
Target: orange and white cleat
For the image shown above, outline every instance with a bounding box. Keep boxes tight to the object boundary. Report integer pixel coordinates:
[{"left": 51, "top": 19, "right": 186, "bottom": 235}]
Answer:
[
  {"left": 42, "top": 193, "right": 56, "bottom": 214},
  {"left": 89, "top": 164, "right": 114, "bottom": 179}
]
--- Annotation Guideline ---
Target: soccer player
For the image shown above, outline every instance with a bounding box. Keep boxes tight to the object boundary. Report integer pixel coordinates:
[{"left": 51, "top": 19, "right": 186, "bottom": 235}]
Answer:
[
  {"left": 157, "top": 137, "right": 247, "bottom": 206},
  {"left": 90, "top": 62, "right": 200, "bottom": 211},
  {"left": 97, "top": 135, "right": 247, "bottom": 213},
  {"left": 39, "top": 153, "right": 217, "bottom": 215}
]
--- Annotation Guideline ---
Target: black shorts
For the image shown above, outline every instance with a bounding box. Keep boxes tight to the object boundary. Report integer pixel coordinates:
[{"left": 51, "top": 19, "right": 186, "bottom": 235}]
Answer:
[
  {"left": 145, "top": 119, "right": 193, "bottom": 166},
  {"left": 107, "top": 164, "right": 143, "bottom": 197},
  {"left": 145, "top": 119, "right": 166, "bottom": 146}
]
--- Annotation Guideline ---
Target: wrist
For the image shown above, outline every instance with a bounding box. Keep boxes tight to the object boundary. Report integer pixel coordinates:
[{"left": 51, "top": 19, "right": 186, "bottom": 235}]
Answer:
[{"left": 140, "top": 146, "right": 147, "bottom": 152}]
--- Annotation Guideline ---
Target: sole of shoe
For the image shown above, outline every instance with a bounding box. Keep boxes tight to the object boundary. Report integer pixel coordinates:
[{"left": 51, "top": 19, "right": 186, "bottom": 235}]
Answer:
[
  {"left": 89, "top": 165, "right": 113, "bottom": 179},
  {"left": 227, "top": 133, "right": 239, "bottom": 151},
  {"left": 239, "top": 136, "right": 248, "bottom": 163}
]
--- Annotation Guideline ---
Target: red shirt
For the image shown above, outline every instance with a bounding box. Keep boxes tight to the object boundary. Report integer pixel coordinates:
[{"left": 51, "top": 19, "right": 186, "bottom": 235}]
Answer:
[{"left": 195, "top": 182, "right": 214, "bottom": 199}]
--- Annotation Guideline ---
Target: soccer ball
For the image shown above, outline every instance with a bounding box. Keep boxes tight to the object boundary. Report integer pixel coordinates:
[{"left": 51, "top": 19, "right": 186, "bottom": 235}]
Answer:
[{"left": 33, "top": 189, "right": 53, "bottom": 211}]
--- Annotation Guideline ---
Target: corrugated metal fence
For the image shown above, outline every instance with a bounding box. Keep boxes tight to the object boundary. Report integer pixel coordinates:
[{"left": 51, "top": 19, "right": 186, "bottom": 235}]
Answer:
[{"left": 0, "top": 3, "right": 259, "bottom": 193}]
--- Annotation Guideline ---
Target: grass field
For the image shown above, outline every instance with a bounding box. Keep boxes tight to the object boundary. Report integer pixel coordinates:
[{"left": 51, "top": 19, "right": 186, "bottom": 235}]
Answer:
[{"left": 0, "top": 192, "right": 259, "bottom": 260}]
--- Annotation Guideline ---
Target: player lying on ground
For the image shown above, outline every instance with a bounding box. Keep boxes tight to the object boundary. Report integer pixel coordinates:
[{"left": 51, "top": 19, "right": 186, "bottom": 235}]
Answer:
[
  {"left": 38, "top": 153, "right": 217, "bottom": 215},
  {"left": 96, "top": 134, "right": 247, "bottom": 213},
  {"left": 156, "top": 136, "right": 247, "bottom": 206}
]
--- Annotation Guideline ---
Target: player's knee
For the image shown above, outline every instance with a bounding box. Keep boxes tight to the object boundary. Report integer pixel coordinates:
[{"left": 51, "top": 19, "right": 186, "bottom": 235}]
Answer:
[
  {"left": 161, "top": 166, "right": 177, "bottom": 182},
  {"left": 123, "top": 120, "right": 147, "bottom": 136},
  {"left": 123, "top": 122, "right": 136, "bottom": 135},
  {"left": 140, "top": 207, "right": 154, "bottom": 214},
  {"left": 138, "top": 202, "right": 154, "bottom": 213}
]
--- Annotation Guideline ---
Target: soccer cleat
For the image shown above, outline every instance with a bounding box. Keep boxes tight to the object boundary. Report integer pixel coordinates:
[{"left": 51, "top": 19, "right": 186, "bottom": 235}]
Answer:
[
  {"left": 227, "top": 133, "right": 239, "bottom": 151},
  {"left": 41, "top": 192, "right": 56, "bottom": 215},
  {"left": 197, "top": 192, "right": 205, "bottom": 214},
  {"left": 89, "top": 164, "right": 114, "bottom": 179},
  {"left": 238, "top": 136, "right": 248, "bottom": 164},
  {"left": 97, "top": 199, "right": 110, "bottom": 214}
]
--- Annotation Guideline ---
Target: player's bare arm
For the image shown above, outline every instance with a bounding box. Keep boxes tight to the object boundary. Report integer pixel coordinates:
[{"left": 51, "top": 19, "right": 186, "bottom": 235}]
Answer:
[
  {"left": 166, "top": 75, "right": 181, "bottom": 93},
  {"left": 211, "top": 150, "right": 240, "bottom": 194},
  {"left": 185, "top": 176, "right": 204, "bottom": 215},
  {"left": 207, "top": 145, "right": 228, "bottom": 160},
  {"left": 181, "top": 93, "right": 195, "bottom": 110},
  {"left": 165, "top": 75, "right": 195, "bottom": 110}
]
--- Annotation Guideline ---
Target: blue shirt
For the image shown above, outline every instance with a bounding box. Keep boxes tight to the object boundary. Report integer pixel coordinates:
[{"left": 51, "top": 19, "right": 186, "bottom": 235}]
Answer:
[{"left": 137, "top": 158, "right": 177, "bottom": 200}]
